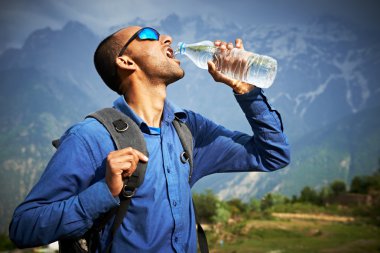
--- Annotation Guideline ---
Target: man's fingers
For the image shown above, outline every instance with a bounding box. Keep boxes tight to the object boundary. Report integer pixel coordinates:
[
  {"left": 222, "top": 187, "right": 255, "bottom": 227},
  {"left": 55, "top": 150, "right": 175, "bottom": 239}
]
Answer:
[
  {"left": 106, "top": 147, "right": 148, "bottom": 179},
  {"left": 111, "top": 159, "right": 137, "bottom": 176},
  {"left": 133, "top": 149, "right": 149, "bottom": 162},
  {"left": 220, "top": 41, "right": 227, "bottom": 51},
  {"left": 122, "top": 161, "right": 136, "bottom": 177},
  {"left": 108, "top": 155, "right": 135, "bottom": 164},
  {"left": 122, "top": 171, "right": 130, "bottom": 178},
  {"left": 108, "top": 147, "right": 148, "bottom": 162},
  {"left": 209, "top": 39, "right": 248, "bottom": 87},
  {"left": 208, "top": 60, "right": 235, "bottom": 85},
  {"left": 105, "top": 147, "right": 148, "bottom": 196},
  {"left": 214, "top": 40, "right": 228, "bottom": 51},
  {"left": 207, "top": 60, "right": 216, "bottom": 73},
  {"left": 108, "top": 160, "right": 133, "bottom": 171},
  {"left": 208, "top": 60, "right": 224, "bottom": 79},
  {"left": 235, "top": 38, "right": 244, "bottom": 50},
  {"left": 215, "top": 39, "right": 244, "bottom": 50}
]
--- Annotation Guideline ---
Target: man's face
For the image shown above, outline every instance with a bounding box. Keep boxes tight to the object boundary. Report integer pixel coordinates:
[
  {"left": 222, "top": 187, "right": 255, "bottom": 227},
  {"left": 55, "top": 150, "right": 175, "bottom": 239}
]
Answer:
[{"left": 117, "top": 26, "right": 184, "bottom": 85}]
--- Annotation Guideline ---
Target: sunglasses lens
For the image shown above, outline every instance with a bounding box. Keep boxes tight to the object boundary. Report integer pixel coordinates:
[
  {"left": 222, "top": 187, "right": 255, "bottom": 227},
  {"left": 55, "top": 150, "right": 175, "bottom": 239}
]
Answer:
[{"left": 139, "top": 28, "right": 159, "bottom": 40}]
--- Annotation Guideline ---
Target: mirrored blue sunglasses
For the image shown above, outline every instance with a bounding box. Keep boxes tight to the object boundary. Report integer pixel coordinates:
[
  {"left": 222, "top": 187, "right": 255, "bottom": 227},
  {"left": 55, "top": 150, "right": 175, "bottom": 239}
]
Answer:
[{"left": 118, "top": 27, "right": 160, "bottom": 57}]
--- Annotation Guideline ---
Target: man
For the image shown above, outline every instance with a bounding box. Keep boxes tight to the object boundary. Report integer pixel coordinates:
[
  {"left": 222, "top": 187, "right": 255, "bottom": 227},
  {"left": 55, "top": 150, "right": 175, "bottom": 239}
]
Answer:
[{"left": 9, "top": 26, "right": 290, "bottom": 252}]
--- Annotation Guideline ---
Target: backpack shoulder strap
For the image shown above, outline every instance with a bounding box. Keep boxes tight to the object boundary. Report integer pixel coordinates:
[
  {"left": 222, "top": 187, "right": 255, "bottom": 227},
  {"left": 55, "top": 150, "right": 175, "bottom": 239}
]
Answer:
[
  {"left": 58, "top": 108, "right": 149, "bottom": 252},
  {"left": 86, "top": 108, "right": 149, "bottom": 192},
  {"left": 172, "top": 118, "right": 209, "bottom": 253},
  {"left": 172, "top": 117, "right": 193, "bottom": 181},
  {"left": 86, "top": 108, "right": 149, "bottom": 249}
]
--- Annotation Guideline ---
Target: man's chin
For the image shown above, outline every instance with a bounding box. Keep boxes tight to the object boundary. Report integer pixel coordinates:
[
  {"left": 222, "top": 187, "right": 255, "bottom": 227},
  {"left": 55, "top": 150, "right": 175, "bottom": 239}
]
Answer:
[{"left": 166, "top": 69, "right": 185, "bottom": 86}]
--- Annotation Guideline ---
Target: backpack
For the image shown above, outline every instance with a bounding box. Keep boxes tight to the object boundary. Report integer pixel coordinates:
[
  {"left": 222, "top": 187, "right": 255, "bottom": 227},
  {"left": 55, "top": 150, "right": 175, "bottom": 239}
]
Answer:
[{"left": 53, "top": 108, "right": 208, "bottom": 253}]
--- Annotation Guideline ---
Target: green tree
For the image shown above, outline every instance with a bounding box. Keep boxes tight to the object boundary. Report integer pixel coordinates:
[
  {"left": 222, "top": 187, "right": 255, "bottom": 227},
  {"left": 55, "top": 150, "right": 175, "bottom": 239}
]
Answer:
[
  {"left": 212, "top": 201, "right": 231, "bottom": 224},
  {"left": 299, "top": 186, "right": 319, "bottom": 204},
  {"left": 227, "top": 198, "right": 248, "bottom": 216},
  {"left": 330, "top": 180, "right": 347, "bottom": 196},
  {"left": 0, "top": 234, "right": 15, "bottom": 251},
  {"left": 318, "top": 185, "right": 332, "bottom": 205},
  {"left": 261, "top": 193, "right": 274, "bottom": 211},
  {"left": 192, "top": 190, "right": 219, "bottom": 223},
  {"left": 248, "top": 198, "right": 261, "bottom": 212},
  {"left": 271, "top": 193, "right": 290, "bottom": 205},
  {"left": 291, "top": 195, "right": 298, "bottom": 203},
  {"left": 351, "top": 173, "right": 380, "bottom": 194},
  {"left": 350, "top": 176, "right": 371, "bottom": 194}
]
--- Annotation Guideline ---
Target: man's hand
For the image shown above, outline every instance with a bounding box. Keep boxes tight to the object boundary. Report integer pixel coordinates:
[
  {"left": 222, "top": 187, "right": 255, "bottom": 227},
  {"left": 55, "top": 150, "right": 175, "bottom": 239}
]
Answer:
[
  {"left": 106, "top": 147, "right": 149, "bottom": 197},
  {"left": 207, "top": 38, "right": 255, "bottom": 94}
]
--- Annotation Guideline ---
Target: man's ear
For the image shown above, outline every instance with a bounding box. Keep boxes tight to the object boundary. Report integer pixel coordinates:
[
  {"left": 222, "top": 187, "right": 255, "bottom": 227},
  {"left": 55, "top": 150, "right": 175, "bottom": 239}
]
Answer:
[{"left": 116, "top": 55, "right": 136, "bottom": 71}]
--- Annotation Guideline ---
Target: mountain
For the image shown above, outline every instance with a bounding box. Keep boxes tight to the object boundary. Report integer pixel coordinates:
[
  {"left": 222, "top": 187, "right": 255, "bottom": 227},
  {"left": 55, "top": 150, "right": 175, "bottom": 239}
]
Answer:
[
  {"left": 160, "top": 15, "right": 380, "bottom": 142},
  {"left": 0, "top": 15, "right": 379, "bottom": 234},
  {"left": 0, "top": 21, "right": 117, "bottom": 234}
]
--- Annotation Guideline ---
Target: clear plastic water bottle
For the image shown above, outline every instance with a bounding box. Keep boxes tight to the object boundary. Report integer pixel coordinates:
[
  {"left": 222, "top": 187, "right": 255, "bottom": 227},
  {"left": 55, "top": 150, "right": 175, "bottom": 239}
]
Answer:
[{"left": 175, "top": 40, "right": 277, "bottom": 88}]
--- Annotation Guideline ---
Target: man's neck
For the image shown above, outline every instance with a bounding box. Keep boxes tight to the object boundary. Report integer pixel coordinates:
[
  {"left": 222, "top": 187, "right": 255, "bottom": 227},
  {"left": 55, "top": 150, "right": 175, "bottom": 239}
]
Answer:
[{"left": 124, "top": 83, "right": 167, "bottom": 128}]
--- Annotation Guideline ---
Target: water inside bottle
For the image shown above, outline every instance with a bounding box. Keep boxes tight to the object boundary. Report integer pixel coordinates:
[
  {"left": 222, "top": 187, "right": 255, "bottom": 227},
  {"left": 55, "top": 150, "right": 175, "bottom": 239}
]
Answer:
[
  {"left": 174, "top": 41, "right": 277, "bottom": 88},
  {"left": 175, "top": 41, "right": 217, "bottom": 69}
]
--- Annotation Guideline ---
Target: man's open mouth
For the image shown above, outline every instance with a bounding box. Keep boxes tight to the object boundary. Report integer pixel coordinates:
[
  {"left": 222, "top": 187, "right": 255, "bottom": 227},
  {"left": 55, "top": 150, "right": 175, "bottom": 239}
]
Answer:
[{"left": 166, "top": 48, "right": 175, "bottom": 59}]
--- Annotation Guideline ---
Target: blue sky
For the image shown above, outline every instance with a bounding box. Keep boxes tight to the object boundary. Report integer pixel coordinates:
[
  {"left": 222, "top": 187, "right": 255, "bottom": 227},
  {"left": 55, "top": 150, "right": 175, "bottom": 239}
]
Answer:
[{"left": 1, "top": 0, "right": 379, "bottom": 53}]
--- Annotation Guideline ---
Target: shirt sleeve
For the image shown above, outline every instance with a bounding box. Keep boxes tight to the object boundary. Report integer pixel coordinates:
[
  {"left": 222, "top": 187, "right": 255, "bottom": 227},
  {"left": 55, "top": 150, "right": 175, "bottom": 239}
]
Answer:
[
  {"left": 187, "top": 88, "right": 290, "bottom": 185},
  {"left": 9, "top": 130, "right": 120, "bottom": 248}
]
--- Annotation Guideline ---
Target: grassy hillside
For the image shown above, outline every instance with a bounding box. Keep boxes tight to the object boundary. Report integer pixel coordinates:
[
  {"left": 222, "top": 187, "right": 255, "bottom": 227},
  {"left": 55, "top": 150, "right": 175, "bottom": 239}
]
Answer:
[{"left": 207, "top": 218, "right": 380, "bottom": 253}]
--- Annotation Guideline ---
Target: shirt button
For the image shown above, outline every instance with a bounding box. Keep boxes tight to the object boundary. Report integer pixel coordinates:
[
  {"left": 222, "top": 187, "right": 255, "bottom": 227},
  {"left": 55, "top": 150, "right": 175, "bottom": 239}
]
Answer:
[
  {"left": 174, "top": 237, "right": 179, "bottom": 243},
  {"left": 172, "top": 200, "right": 177, "bottom": 207},
  {"left": 167, "top": 168, "right": 171, "bottom": 173}
]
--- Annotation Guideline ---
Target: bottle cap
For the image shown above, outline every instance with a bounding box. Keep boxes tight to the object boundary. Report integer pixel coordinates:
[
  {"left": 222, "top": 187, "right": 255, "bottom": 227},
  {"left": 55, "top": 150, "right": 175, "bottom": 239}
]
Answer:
[{"left": 176, "top": 42, "right": 186, "bottom": 55}]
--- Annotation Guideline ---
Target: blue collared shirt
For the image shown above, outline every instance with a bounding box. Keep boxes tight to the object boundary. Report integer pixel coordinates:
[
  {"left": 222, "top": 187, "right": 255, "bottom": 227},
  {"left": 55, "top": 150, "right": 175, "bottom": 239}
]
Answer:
[{"left": 10, "top": 88, "right": 290, "bottom": 252}]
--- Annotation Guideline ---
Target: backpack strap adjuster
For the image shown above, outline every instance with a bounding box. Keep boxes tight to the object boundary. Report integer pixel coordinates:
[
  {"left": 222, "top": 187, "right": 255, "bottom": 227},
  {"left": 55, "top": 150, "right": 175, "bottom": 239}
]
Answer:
[
  {"left": 121, "top": 174, "right": 139, "bottom": 198},
  {"left": 122, "top": 185, "right": 136, "bottom": 198},
  {"left": 180, "top": 151, "right": 190, "bottom": 164}
]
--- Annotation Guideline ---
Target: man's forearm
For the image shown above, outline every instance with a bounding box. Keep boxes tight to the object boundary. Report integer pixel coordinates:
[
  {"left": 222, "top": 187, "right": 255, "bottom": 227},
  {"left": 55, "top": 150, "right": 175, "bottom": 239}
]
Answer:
[
  {"left": 9, "top": 180, "right": 119, "bottom": 248},
  {"left": 235, "top": 88, "right": 290, "bottom": 170}
]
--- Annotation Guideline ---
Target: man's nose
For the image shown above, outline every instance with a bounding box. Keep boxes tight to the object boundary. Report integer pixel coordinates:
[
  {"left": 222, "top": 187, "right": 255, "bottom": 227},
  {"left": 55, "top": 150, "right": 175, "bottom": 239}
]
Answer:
[{"left": 160, "top": 34, "right": 173, "bottom": 46}]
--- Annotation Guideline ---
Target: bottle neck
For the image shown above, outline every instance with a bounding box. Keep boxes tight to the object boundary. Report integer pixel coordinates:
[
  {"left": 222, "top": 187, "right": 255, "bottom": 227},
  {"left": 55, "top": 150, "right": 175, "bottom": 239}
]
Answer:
[{"left": 178, "top": 42, "right": 186, "bottom": 54}]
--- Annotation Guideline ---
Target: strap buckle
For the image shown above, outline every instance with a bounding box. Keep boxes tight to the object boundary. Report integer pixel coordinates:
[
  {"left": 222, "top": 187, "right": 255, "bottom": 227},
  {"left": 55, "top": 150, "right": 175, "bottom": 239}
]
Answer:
[
  {"left": 122, "top": 184, "right": 136, "bottom": 198},
  {"left": 180, "top": 151, "right": 190, "bottom": 164},
  {"left": 113, "top": 119, "right": 129, "bottom": 132}
]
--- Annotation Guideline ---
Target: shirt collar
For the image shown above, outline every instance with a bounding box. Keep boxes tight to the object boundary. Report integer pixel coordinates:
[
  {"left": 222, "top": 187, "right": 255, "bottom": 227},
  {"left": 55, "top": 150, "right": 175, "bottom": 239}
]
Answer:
[
  {"left": 162, "top": 99, "right": 187, "bottom": 124},
  {"left": 113, "top": 96, "right": 187, "bottom": 133}
]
